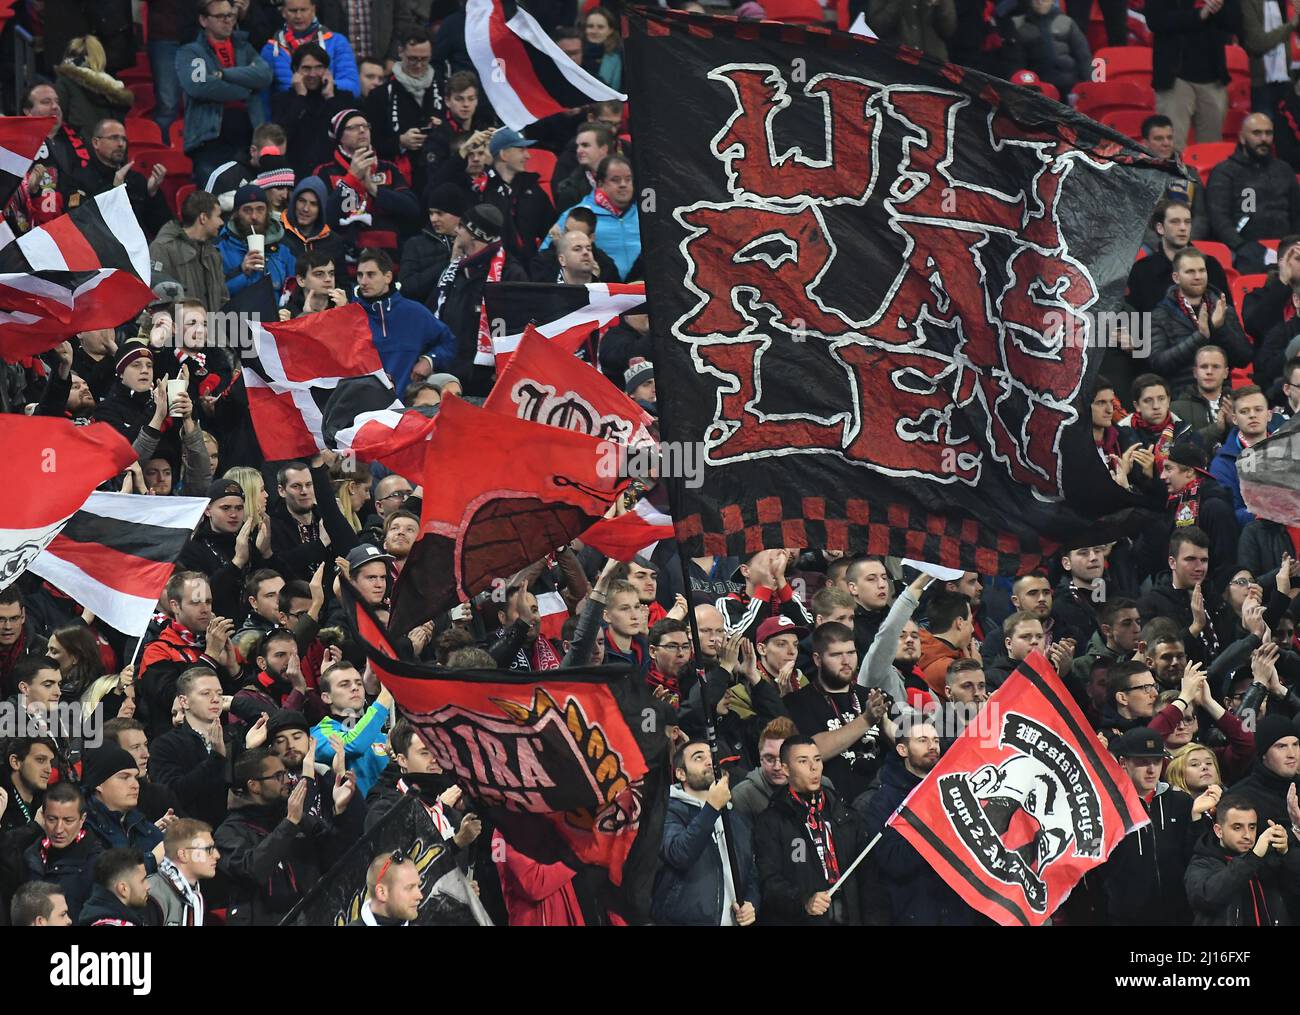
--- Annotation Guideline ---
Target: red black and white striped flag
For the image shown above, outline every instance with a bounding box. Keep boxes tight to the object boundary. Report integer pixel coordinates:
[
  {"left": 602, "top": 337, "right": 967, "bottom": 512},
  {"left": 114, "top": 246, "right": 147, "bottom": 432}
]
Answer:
[
  {"left": 28, "top": 492, "right": 208, "bottom": 637},
  {"left": 0, "top": 417, "right": 137, "bottom": 591},
  {"left": 465, "top": 0, "right": 626, "bottom": 131},
  {"left": 0, "top": 116, "right": 56, "bottom": 210},
  {"left": 0, "top": 187, "right": 154, "bottom": 360},
  {"left": 484, "top": 281, "right": 645, "bottom": 369},
  {"left": 580, "top": 495, "right": 674, "bottom": 562},
  {"left": 332, "top": 403, "right": 440, "bottom": 480}
]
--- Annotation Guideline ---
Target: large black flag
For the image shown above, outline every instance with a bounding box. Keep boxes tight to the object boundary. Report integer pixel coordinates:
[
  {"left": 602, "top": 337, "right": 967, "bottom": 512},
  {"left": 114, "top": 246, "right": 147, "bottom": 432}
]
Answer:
[{"left": 625, "top": 9, "right": 1169, "bottom": 573}]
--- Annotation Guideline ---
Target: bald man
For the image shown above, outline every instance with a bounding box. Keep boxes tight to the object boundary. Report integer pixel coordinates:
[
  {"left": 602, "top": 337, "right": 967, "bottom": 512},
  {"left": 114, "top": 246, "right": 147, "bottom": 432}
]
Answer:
[{"left": 1207, "top": 113, "right": 1300, "bottom": 273}]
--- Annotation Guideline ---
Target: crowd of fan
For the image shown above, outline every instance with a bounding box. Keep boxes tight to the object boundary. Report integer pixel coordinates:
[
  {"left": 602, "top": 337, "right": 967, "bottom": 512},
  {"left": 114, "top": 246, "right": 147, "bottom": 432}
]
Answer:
[{"left": 0, "top": 0, "right": 1299, "bottom": 927}]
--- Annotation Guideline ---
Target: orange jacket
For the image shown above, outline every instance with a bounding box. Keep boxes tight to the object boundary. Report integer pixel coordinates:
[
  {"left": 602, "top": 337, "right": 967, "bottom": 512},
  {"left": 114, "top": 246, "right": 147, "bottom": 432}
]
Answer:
[{"left": 917, "top": 630, "right": 963, "bottom": 699}]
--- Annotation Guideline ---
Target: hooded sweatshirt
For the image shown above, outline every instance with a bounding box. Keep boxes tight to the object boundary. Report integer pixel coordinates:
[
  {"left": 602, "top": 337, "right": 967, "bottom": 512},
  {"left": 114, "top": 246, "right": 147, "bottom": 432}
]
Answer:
[{"left": 217, "top": 212, "right": 296, "bottom": 295}]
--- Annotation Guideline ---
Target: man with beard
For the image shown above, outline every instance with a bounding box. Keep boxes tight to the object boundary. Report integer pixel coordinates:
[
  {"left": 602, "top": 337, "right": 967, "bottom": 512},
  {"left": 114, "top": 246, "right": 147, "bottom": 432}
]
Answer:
[
  {"left": 217, "top": 185, "right": 296, "bottom": 296},
  {"left": 33, "top": 342, "right": 96, "bottom": 421},
  {"left": 845, "top": 557, "right": 891, "bottom": 661},
  {"left": 1053, "top": 545, "right": 1108, "bottom": 648},
  {"left": 229, "top": 630, "right": 309, "bottom": 727},
  {"left": 865, "top": 717, "right": 982, "bottom": 925},
  {"left": 70, "top": 118, "right": 170, "bottom": 237},
  {"left": 858, "top": 571, "right": 932, "bottom": 710},
  {"left": 382, "top": 510, "right": 420, "bottom": 574},
  {"left": 492, "top": 584, "right": 561, "bottom": 673},
  {"left": 180, "top": 479, "right": 278, "bottom": 620},
  {"left": 942, "top": 659, "right": 989, "bottom": 740},
  {"left": 311, "top": 661, "right": 393, "bottom": 797},
  {"left": 1096, "top": 727, "right": 1194, "bottom": 925},
  {"left": 652, "top": 740, "right": 759, "bottom": 926},
  {"left": 20, "top": 783, "right": 103, "bottom": 922},
  {"left": 1148, "top": 247, "right": 1252, "bottom": 396},
  {"left": 2, "top": 737, "right": 53, "bottom": 834},
  {"left": 753, "top": 736, "right": 874, "bottom": 925},
  {"left": 79, "top": 848, "right": 155, "bottom": 926},
  {"left": 782, "top": 622, "right": 888, "bottom": 805},
  {"left": 215, "top": 748, "right": 362, "bottom": 924},
  {"left": 1208, "top": 114, "right": 1300, "bottom": 273},
  {"left": 1144, "top": 627, "right": 1189, "bottom": 691},
  {"left": 151, "top": 668, "right": 258, "bottom": 829},
  {"left": 351, "top": 851, "right": 424, "bottom": 926}
]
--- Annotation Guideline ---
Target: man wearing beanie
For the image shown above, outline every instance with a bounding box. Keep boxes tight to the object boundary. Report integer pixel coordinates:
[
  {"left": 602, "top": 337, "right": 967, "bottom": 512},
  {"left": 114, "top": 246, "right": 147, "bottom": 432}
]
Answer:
[
  {"left": 253, "top": 154, "right": 296, "bottom": 214},
  {"left": 81, "top": 744, "right": 166, "bottom": 873},
  {"left": 430, "top": 202, "right": 527, "bottom": 395},
  {"left": 177, "top": 0, "right": 273, "bottom": 186},
  {"left": 1229, "top": 713, "right": 1300, "bottom": 834},
  {"left": 273, "top": 44, "right": 358, "bottom": 181},
  {"left": 312, "top": 108, "right": 420, "bottom": 244},
  {"left": 397, "top": 182, "right": 465, "bottom": 303},
  {"left": 217, "top": 184, "right": 297, "bottom": 295}
]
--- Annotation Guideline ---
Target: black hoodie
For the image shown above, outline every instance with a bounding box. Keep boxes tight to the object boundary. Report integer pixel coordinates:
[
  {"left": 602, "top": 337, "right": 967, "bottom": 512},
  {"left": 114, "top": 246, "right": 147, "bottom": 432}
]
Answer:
[
  {"left": 1185, "top": 826, "right": 1300, "bottom": 925},
  {"left": 77, "top": 883, "right": 153, "bottom": 926}
]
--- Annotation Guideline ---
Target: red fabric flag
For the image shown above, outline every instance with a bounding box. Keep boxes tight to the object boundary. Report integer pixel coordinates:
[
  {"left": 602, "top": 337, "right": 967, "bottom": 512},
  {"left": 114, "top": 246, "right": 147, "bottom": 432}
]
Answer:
[
  {"left": 389, "top": 395, "right": 628, "bottom": 634},
  {"left": 886, "top": 652, "right": 1149, "bottom": 926},
  {"left": 579, "top": 496, "right": 674, "bottom": 562}
]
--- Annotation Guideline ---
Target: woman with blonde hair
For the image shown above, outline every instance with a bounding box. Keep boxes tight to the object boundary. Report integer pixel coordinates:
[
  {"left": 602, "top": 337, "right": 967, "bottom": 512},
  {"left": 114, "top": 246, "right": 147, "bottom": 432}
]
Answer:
[
  {"left": 333, "top": 467, "right": 371, "bottom": 534},
  {"left": 1167, "top": 743, "right": 1223, "bottom": 805},
  {"left": 55, "top": 36, "right": 134, "bottom": 140},
  {"left": 225, "top": 466, "right": 268, "bottom": 517}
]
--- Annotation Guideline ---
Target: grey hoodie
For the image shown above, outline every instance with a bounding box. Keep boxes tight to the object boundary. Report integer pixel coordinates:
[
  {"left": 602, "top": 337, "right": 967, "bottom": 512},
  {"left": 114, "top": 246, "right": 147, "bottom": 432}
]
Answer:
[{"left": 730, "top": 764, "right": 832, "bottom": 820}]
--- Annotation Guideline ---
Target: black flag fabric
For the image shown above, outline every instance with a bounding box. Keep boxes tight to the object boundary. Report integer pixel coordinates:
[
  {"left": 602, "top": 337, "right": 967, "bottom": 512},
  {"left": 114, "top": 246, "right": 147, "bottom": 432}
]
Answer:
[
  {"left": 282, "top": 792, "right": 477, "bottom": 926},
  {"left": 625, "top": 9, "right": 1169, "bottom": 573},
  {"left": 1239, "top": 413, "right": 1300, "bottom": 525},
  {"left": 342, "top": 587, "right": 668, "bottom": 924}
]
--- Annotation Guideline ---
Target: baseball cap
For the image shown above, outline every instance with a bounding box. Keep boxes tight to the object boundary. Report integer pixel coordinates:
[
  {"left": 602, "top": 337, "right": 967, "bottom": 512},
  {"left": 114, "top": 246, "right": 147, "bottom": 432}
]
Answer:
[
  {"left": 489, "top": 127, "right": 535, "bottom": 159},
  {"left": 1011, "top": 69, "right": 1042, "bottom": 87},
  {"left": 347, "top": 543, "right": 394, "bottom": 571},
  {"left": 1112, "top": 726, "right": 1168, "bottom": 759},
  {"left": 755, "top": 614, "right": 807, "bottom": 645},
  {"left": 1166, "top": 441, "right": 1210, "bottom": 474},
  {"left": 207, "top": 478, "right": 245, "bottom": 502}
]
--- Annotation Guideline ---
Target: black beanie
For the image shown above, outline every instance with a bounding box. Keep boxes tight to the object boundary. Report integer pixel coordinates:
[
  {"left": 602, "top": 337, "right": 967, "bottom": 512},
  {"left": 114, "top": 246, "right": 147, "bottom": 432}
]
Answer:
[
  {"left": 1254, "top": 713, "right": 1299, "bottom": 758},
  {"left": 81, "top": 744, "right": 138, "bottom": 793}
]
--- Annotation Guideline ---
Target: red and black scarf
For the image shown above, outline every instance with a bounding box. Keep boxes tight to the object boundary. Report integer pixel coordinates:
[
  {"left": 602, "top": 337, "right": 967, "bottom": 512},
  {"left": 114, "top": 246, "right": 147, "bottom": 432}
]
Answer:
[
  {"left": 40, "top": 828, "right": 86, "bottom": 865},
  {"left": 591, "top": 187, "right": 627, "bottom": 218},
  {"left": 646, "top": 664, "right": 680, "bottom": 706},
  {"left": 208, "top": 36, "right": 236, "bottom": 68},
  {"left": 792, "top": 788, "right": 840, "bottom": 885},
  {"left": 1168, "top": 475, "right": 1203, "bottom": 525},
  {"left": 1128, "top": 410, "right": 1177, "bottom": 464}
]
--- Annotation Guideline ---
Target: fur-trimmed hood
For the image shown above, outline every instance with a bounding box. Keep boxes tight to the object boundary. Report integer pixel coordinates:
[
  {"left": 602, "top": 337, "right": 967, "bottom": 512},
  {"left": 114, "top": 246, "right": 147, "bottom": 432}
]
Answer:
[{"left": 56, "top": 61, "right": 133, "bottom": 106}]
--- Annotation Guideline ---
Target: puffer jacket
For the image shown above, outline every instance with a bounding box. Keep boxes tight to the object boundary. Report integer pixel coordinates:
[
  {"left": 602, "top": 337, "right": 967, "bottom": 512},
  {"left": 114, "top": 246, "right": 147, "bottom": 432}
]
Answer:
[
  {"left": 78, "top": 883, "right": 153, "bottom": 926},
  {"left": 1206, "top": 148, "right": 1300, "bottom": 256},
  {"left": 1237, "top": 518, "right": 1292, "bottom": 588},
  {"left": 1148, "top": 285, "right": 1252, "bottom": 396},
  {"left": 1211, "top": 418, "right": 1286, "bottom": 527},
  {"left": 651, "top": 786, "right": 760, "bottom": 926},
  {"left": 83, "top": 796, "right": 164, "bottom": 873},
  {"left": 261, "top": 22, "right": 360, "bottom": 96},
  {"left": 867, "top": 0, "right": 958, "bottom": 60},
  {"left": 1012, "top": 5, "right": 1092, "bottom": 95},
  {"left": 1095, "top": 782, "right": 1194, "bottom": 925},
  {"left": 547, "top": 192, "right": 641, "bottom": 280},
  {"left": 176, "top": 30, "right": 272, "bottom": 154}
]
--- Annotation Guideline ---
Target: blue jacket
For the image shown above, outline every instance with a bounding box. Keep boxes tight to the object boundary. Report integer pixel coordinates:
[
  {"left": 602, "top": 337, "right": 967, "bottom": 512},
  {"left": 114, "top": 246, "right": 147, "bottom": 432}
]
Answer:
[
  {"left": 358, "top": 288, "right": 457, "bottom": 388},
  {"left": 84, "top": 796, "right": 164, "bottom": 874},
  {"left": 547, "top": 194, "right": 641, "bottom": 279},
  {"left": 861, "top": 756, "right": 980, "bottom": 926},
  {"left": 217, "top": 218, "right": 297, "bottom": 296},
  {"left": 1209, "top": 415, "right": 1284, "bottom": 526},
  {"left": 176, "top": 31, "right": 273, "bottom": 154},
  {"left": 652, "top": 786, "right": 760, "bottom": 925},
  {"left": 261, "top": 24, "right": 360, "bottom": 98},
  {"left": 312, "top": 703, "right": 391, "bottom": 798}
]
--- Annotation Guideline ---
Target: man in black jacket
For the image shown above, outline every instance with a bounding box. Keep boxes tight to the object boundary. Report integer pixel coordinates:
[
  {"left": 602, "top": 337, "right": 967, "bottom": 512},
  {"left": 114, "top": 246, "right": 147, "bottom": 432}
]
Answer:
[
  {"left": 396, "top": 183, "right": 462, "bottom": 304},
  {"left": 180, "top": 478, "right": 279, "bottom": 619},
  {"left": 753, "top": 735, "right": 873, "bottom": 925},
  {"left": 18, "top": 783, "right": 101, "bottom": 923},
  {"left": 214, "top": 748, "right": 362, "bottom": 925},
  {"left": 1208, "top": 113, "right": 1300, "bottom": 272},
  {"left": 1138, "top": 528, "right": 1223, "bottom": 663},
  {"left": 268, "top": 457, "right": 358, "bottom": 581},
  {"left": 70, "top": 118, "right": 172, "bottom": 239},
  {"left": 1158, "top": 443, "right": 1239, "bottom": 585},
  {"left": 1096, "top": 726, "right": 1195, "bottom": 925},
  {"left": 1228, "top": 713, "right": 1300, "bottom": 832},
  {"left": 1126, "top": 198, "right": 1229, "bottom": 313},
  {"left": 1241, "top": 235, "right": 1300, "bottom": 344},
  {"left": 1185, "top": 792, "right": 1300, "bottom": 925},
  {"left": 1096, "top": 659, "right": 1162, "bottom": 742},
  {"left": 150, "top": 667, "right": 244, "bottom": 829},
  {"left": 364, "top": 28, "right": 442, "bottom": 196},
  {"left": 78, "top": 848, "right": 155, "bottom": 926},
  {"left": 480, "top": 127, "right": 556, "bottom": 270},
  {"left": 272, "top": 42, "right": 357, "bottom": 181},
  {"left": 1147, "top": 0, "right": 1238, "bottom": 151}
]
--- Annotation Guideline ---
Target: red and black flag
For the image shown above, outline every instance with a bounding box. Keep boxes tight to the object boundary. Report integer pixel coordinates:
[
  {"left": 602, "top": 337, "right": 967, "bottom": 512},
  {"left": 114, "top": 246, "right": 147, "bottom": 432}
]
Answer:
[
  {"left": 887, "top": 652, "right": 1148, "bottom": 926},
  {"left": 625, "top": 8, "right": 1168, "bottom": 572},
  {"left": 1238, "top": 413, "right": 1300, "bottom": 525},
  {"left": 465, "top": 0, "right": 626, "bottom": 130},
  {"left": 389, "top": 394, "right": 627, "bottom": 634},
  {"left": 343, "top": 587, "right": 668, "bottom": 924},
  {"left": 483, "top": 324, "right": 655, "bottom": 445},
  {"left": 0, "top": 116, "right": 56, "bottom": 209},
  {"left": 0, "top": 417, "right": 137, "bottom": 591},
  {"left": 28, "top": 492, "right": 208, "bottom": 638},
  {"left": 485, "top": 281, "right": 645, "bottom": 369},
  {"left": 0, "top": 187, "right": 154, "bottom": 359}
]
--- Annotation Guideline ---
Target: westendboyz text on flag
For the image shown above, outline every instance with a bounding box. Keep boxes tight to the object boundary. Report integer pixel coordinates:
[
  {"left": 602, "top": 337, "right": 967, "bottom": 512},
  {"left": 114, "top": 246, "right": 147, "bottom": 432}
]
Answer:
[
  {"left": 0, "top": 187, "right": 155, "bottom": 359},
  {"left": 1238, "top": 412, "right": 1300, "bottom": 525},
  {"left": 282, "top": 791, "right": 477, "bottom": 926},
  {"left": 28, "top": 492, "right": 209, "bottom": 638},
  {"left": 0, "top": 417, "right": 137, "bottom": 591},
  {"left": 484, "top": 280, "right": 645, "bottom": 368},
  {"left": 624, "top": 8, "right": 1170, "bottom": 572},
  {"left": 0, "top": 116, "right": 57, "bottom": 210},
  {"left": 341, "top": 586, "right": 667, "bottom": 924},
  {"left": 483, "top": 324, "right": 655, "bottom": 446},
  {"left": 464, "top": 0, "right": 626, "bottom": 131},
  {"left": 388, "top": 394, "right": 628, "bottom": 634},
  {"left": 886, "top": 652, "right": 1149, "bottom": 926}
]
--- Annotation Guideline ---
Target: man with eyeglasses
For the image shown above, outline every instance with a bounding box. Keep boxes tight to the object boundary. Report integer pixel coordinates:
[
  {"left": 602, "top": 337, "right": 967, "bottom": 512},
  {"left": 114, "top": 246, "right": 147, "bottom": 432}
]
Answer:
[
  {"left": 70, "top": 118, "right": 172, "bottom": 238},
  {"left": 372, "top": 474, "right": 416, "bottom": 524},
  {"left": 647, "top": 619, "right": 692, "bottom": 709},
  {"left": 1095, "top": 726, "right": 1194, "bottom": 926},
  {"left": 147, "top": 818, "right": 218, "bottom": 925},
  {"left": 364, "top": 28, "right": 441, "bottom": 195},
  {"left": 1097, "top": 659, "right": 1162, "bottom": 744},
  {"left": 178, "top": 0, "right": 274, "bottom": 186},
  {"left": 215, "top": 747, "right": 362, "bottom": 924},
  {"left": 0, "top": 588, "right": 42, "bottom": 699},
  {"left": 351, "top": 849, "right": 424, "bottom": 925},
  {"left": 1148, "top": 661, "right": 1255, "bottom": 783}
]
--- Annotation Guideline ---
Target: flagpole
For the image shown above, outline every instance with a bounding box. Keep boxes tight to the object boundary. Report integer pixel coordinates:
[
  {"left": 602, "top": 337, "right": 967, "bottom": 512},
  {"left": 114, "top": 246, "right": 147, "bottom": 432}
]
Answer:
[{"left": 826, "top": 831, "right": 882, "bottom": 898}]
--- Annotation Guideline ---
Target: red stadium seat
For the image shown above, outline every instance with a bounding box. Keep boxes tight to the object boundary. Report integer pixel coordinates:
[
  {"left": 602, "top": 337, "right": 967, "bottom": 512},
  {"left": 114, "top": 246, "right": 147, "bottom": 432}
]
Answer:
[
  {"left": 1100, "top": 109, "right": 1151, "bottom": 141},
  {"left": 760, "top": 0, "right": 826, "bottom": 22},
  {"left": 174, "top": 182, "right": 196, "bottom": 217},
  {"left": 356, "top": 230, "right": 399, "bottom": 253},
  {"left": 526, "top": 147, "right": 558, "bottom": 202},
  {"left": 1222, "top": 106, "right": 1249, "bottom": 138},
  {"left": 1231, "top": 273, "right": 1269, "bottom": 313},
  {"left": 1182, "top": 141, "right": 1235, "bottom": 176},
  {"left": 1194, "top": 240, "right": 1236, "bottom": 271},
  {"left": 1093, "top": 46, "right": 1153, "bottom": 82},
  {"left": 1225, "top": 44, "right": 1249, "bottom": 78},
  {"left": 168, "top": 119, "right": 185, "bottom": 149},
  {"left": 1073, "top": 79, "right": 1154, "bottom": 111},
  {"left": 125, "top": 118, "right": 163, "bottom": 147},
  {"left": 127, "top": 83, "right": 155, "bottom": 115}
]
